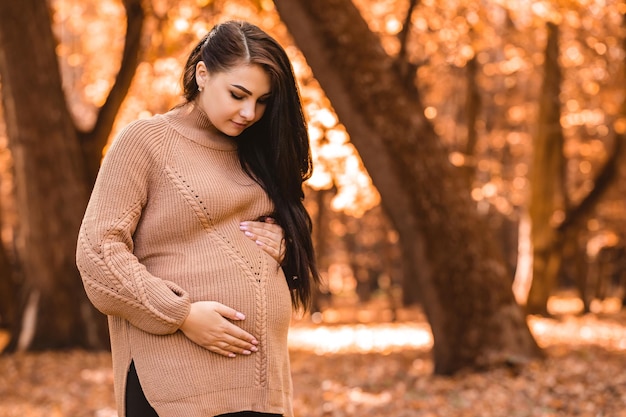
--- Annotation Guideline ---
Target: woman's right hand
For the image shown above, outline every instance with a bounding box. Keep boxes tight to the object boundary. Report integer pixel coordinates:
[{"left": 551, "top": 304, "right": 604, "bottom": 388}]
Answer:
[{"left": 180, "top": 301, "right": 258, "bottom": 357}]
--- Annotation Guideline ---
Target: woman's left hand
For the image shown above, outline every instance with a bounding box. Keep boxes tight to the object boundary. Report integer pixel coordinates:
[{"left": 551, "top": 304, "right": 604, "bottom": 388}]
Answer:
[{"left": 240, "top": 217, "right": 285, "bottom": 263}]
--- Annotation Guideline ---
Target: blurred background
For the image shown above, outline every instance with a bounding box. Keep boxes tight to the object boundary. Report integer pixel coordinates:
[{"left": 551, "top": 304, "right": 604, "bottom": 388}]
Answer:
[{"left": 1, "top": 0, "right": 626, "bottom": 415}]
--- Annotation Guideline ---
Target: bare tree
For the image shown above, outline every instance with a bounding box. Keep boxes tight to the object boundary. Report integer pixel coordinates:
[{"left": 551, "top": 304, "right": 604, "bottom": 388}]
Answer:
[
  {"left": 273, "top": 0, "right": 541, "bottom": 374},
  {"left": 526, "top": 21, "right": 624, "bottom": 315},
  {"left": 0, "top": 0, "right": 144, "bottom": 351}
]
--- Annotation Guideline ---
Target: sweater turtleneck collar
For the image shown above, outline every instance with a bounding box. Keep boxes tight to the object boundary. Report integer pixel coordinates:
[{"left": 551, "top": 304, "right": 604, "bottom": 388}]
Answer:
[{"left": 163, "top": 102, "right": 238, "bottom": 151}]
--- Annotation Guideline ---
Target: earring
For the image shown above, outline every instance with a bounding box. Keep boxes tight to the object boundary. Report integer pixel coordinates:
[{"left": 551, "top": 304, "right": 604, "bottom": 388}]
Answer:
[{"left": 198, "top": 86, "right": 203, "bottom": 92}]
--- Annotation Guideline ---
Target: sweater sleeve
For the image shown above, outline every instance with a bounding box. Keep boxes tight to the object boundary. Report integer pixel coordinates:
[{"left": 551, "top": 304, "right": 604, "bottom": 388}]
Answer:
[{"left": 76, "top": 119, "right": 191, "bottom": 335}]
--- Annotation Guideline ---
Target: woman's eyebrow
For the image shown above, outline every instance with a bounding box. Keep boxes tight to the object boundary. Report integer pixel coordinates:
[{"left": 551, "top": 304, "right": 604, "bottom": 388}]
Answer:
[
  {"left": 231, "top": 84, "right": 271, "bottom": 98},
  {"left": 232, "top": 84, "right": 253, "bottom": 95}
]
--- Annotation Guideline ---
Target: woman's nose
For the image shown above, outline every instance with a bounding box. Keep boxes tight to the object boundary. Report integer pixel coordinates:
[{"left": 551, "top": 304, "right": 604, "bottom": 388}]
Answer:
[{"left": 239, "top": 102, "right": 255, "bottom": 121}]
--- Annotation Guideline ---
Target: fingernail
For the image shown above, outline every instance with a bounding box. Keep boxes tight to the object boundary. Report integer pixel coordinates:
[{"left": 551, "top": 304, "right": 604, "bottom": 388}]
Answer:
[
  {"left": 251, "top": 339, "right": 259, "bottom": 345},
  {"left": 235, "top": 312, "right": 245, "bottom": 320},
  {"left": 255, "top": 240, "right": 265, "bottom": 246},
  {"left": 228, "top": 353, "right": 236, "bottom": 358},
  {"left": 250, "top": 346, "right": 258, "bottom": 352},
  {"left": 239, "top": 222, "right": 248, "bottom": 229},
  {"left": 244, "top": 231, "right": 253, "bottom": 237},
  {"left": 243, "top": 350, "right": 251, "bottom": 355}
]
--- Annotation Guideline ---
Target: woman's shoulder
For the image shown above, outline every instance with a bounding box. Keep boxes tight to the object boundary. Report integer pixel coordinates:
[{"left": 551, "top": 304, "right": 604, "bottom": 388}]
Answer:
[
  {"left": 109, "top": 113, "right": 172, "bottom": 153},
  {"left": 117, "top": 113, "right": 169, "bottom": 139}
]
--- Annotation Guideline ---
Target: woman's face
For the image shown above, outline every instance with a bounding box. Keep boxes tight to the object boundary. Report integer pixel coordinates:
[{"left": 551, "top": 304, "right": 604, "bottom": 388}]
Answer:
[{"left": 196, "top": 62, "right": 271, "bottom": 137}]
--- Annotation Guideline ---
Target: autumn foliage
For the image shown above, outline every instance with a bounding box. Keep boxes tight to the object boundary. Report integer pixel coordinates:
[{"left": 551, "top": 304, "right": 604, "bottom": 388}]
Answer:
[{"left": 0, "top": 0, "right": 625, "bottom": 407}]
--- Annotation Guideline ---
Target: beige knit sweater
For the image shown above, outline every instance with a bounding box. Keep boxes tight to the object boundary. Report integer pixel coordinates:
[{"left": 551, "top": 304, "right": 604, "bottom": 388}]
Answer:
[{"left": 76, "top": 103, "right": 293, "bottom": 417}]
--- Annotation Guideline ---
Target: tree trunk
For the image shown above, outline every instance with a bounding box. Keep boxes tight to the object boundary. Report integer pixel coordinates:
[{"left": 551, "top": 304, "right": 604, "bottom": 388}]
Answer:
[
  {"left": 0, "top": 0, "right": 143, "bottom": 351},
  {"left": 525, "top": 22, "right": 566, "bottom": 316},
  {"left": 0, "top": 237, "right": 15, "bottom": 330},
  {"left": 462, "top": 55, "right": 480, "bottom": 187},
  {"left": 526, "top": 21, "right": 624, "bottom": 315},
  {"left": 309, "top": 187, "right": 332, "bottom": 313},
  {"left": 0, "top": 0, "right": 108, "bottom": 350},
  {"left": 274, "top": 0, "right": 542, "bottom": 373}
]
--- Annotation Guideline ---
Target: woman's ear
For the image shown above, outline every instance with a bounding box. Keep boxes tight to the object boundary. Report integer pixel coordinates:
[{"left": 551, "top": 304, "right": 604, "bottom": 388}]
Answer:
[{"left": 195, "top": 61, "right": 208, "bottom": 90}]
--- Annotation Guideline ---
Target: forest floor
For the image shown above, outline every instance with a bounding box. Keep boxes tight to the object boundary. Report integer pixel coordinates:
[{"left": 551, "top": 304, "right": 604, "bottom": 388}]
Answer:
[{"left": 1, "top": 292, "right": 626, "bottom": 417}]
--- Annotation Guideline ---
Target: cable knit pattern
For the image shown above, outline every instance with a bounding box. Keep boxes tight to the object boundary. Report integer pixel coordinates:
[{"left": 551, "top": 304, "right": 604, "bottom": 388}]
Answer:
[{"left": 76, "top": 103, "right": 293, "bottom": 417}]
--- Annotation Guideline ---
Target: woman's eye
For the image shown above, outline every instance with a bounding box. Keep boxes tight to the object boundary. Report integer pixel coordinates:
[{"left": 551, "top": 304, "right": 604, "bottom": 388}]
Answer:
[
  {"left": 258, "top": 97, "right": 270, "bottom": 105},
  {"left": 230, "top": 92, "right": 243, "bottom": 100}
]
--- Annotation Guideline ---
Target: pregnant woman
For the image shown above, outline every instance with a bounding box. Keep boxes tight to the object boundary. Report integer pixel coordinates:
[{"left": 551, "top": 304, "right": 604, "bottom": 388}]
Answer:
[{"left": 76, "top": 20, "right": 320, "bottom": 417}]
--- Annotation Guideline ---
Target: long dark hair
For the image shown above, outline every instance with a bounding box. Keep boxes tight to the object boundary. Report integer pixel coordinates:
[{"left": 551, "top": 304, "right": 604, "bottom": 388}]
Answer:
[{"left": 181, "top": 21, "right": 320, "bottom": 311}]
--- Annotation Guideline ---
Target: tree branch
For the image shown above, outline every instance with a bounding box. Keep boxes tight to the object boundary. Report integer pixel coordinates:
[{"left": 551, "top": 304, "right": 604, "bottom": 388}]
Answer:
[
  {"left": 79, "top": 0, "right": 145, "bottom": 183},
  {"left": 397, "top": 0, "right": 418, "bottom": 64},
  {"left": 557, "top": 134, "right": 623, "bottom": 232},
  {"left": 558, "top": 12, "right": 626, "bottom": 232},
  {"left": 395, "top": 0, "right": 419, "bottom": 85}
]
